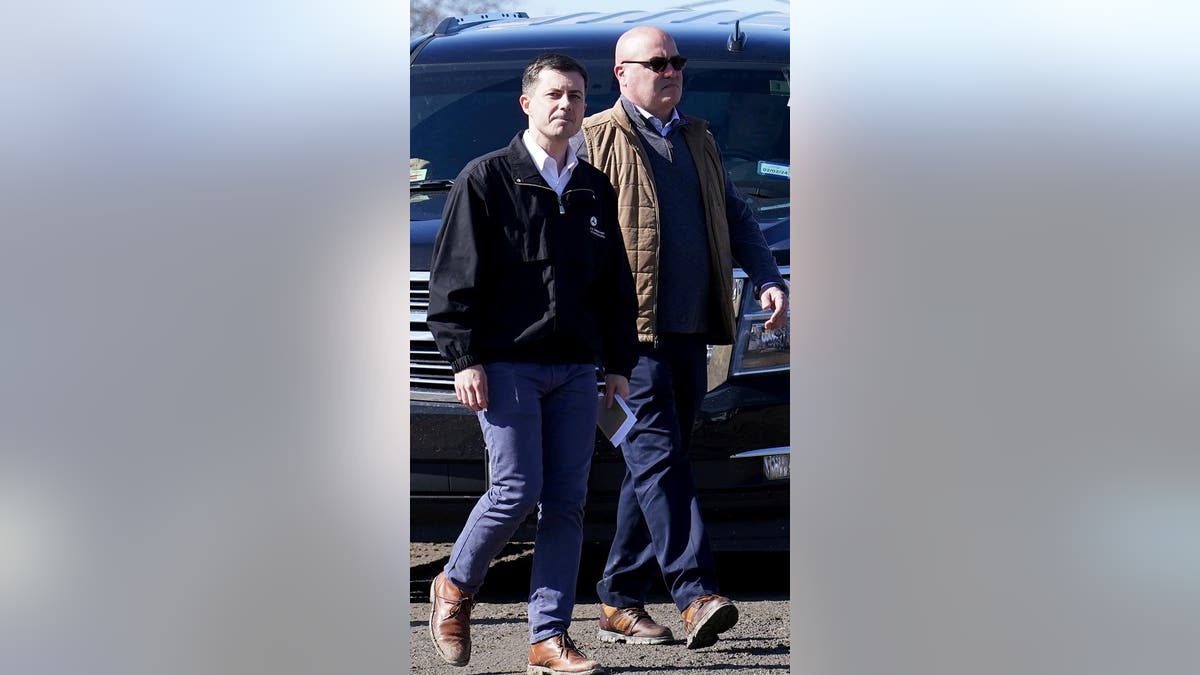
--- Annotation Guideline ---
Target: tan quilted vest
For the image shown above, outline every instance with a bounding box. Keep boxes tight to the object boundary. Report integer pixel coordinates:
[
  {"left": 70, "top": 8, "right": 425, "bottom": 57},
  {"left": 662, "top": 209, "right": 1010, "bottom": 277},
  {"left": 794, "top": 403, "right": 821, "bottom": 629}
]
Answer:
[{"left": 582, "top": 100, "right": 736, "bottom": 344}]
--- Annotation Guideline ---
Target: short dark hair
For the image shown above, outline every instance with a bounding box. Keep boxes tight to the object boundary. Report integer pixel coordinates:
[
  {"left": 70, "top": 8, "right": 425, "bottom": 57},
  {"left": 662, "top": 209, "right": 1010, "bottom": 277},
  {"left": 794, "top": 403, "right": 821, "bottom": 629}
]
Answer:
[{"left": 521, "top": 53, "right": 589, "bottom": 95}]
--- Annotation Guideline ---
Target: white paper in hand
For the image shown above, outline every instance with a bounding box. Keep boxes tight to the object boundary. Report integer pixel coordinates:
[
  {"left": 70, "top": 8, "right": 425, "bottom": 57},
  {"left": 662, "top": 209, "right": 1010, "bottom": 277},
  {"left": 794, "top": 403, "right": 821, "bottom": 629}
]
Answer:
[{"left": 596, "top": 393, "right": 636, "bottom": 447}]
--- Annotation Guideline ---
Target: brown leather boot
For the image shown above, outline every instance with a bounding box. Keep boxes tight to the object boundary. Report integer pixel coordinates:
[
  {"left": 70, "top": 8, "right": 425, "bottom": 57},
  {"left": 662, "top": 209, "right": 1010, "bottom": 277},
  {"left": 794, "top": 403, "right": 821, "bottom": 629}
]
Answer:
[
  {"left": 527, "top": 633, "right": 607, "bottom": 675},
  {"left": 597, "top": 604, "right": 674, "bottom": 644},
  {"left": 429, "top": 572, "right": 474, "bottom": 666},
  {"left": 680, "top": 594, "right": 738, "bottom": 649}
]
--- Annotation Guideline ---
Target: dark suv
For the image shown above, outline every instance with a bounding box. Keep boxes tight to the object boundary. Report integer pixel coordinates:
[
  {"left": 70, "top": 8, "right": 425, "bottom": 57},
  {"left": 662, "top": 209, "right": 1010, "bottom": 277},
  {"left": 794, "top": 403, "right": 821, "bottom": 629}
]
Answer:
[{"left": 410, "top": 9, "right": 790, "bottom": 550}]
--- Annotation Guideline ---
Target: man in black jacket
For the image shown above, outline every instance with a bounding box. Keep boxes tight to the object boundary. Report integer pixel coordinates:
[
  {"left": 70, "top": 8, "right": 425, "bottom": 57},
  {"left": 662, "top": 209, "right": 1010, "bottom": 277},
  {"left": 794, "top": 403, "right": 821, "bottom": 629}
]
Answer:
[{"left": 425, "top": 53, "right": 638, "bottom": 675}]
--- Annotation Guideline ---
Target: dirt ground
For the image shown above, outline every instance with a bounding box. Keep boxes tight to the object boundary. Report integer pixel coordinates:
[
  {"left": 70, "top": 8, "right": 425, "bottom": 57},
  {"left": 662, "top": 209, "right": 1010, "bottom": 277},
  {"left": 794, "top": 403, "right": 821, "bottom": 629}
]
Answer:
[{"left": 409, "top": 542, "right": 790, "bottom": 674}]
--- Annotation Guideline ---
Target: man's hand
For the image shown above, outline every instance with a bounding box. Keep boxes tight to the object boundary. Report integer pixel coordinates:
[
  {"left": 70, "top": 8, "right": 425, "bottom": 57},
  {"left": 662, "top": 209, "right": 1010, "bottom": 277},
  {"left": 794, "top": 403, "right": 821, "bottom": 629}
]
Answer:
[
  {"left": 603, "top": 374, "right": 630, "bottom": 409},
  {"left": 760, "top": 285, "right": 789, "bottom": 331},
  {"left": 454, "top": 365, "right": 488, "bottom": 411}
]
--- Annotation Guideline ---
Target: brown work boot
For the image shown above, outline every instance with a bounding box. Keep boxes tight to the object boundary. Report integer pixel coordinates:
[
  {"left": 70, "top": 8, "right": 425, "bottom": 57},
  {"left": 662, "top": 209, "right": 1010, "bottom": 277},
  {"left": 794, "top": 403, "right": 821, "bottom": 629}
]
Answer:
[
  {"left": 527, "top": 633, "right": 607, "bottom": 675},
  {"left": 597, "top": 604, "right": 674, "bottom": 644},
  {"left": 680, "top": 594, "right": 739, "bottom": 649},
  {"left": 429, "top": 572, "right": 474, "bottom": 666}
]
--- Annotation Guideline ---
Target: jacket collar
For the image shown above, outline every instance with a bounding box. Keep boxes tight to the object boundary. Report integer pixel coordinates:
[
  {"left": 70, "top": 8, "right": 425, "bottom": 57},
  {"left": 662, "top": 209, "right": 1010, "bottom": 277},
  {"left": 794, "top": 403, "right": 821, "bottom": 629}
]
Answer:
[
  {"left": 608, "top": 98, "right": 705, "bottom": 137},
  {"left": 607, "top": 99, "right": 635, "bottom": 134},
  {"left": 504, "top": 132, "right": 547, "bottom": 185},
  {"left": 619, "top": 97, "right": 687, "bottom": 135}
]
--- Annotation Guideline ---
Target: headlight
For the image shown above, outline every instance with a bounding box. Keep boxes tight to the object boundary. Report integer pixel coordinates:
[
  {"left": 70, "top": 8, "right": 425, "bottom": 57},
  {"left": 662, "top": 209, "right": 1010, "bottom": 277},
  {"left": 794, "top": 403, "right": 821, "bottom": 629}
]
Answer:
[
  {"left": 708, "top": 272, "right": 790, "bottom": 387},
  {"left": 732, "top": 312, "right": 790, "bottom": 375},
  {"left": 762, "top": 453, "right": 790, "bottom": 481},
  {"left": 731, "top": 275, "right": 790, "bottom": 376}
]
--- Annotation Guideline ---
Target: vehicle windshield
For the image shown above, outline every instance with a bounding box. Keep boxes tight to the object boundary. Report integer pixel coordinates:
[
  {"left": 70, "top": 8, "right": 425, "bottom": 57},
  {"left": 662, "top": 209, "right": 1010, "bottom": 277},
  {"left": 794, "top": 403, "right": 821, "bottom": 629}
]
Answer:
[{"left": 410, "top": 59, "right": 790, "bottom": 222}]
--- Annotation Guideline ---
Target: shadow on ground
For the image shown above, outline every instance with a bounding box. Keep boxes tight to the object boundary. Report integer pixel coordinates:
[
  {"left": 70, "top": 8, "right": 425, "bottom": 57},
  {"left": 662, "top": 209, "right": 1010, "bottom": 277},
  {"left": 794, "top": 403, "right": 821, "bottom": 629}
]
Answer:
[{"left": 411, "top": 542, "right": 789, "bottom": 603}]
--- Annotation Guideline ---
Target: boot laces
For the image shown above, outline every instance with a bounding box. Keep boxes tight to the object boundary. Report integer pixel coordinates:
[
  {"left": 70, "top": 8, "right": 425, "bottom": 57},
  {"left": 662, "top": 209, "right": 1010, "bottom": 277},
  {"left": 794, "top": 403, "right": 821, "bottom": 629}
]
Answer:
[
  {"left": 558, "top": 633, "right": 589, "bottom": 658},
  {"left": 437, "top": 593, "right": 474, "bottom": 619},
  {"left": 620, "top": 606, "right": 653, "bottom": 625}
]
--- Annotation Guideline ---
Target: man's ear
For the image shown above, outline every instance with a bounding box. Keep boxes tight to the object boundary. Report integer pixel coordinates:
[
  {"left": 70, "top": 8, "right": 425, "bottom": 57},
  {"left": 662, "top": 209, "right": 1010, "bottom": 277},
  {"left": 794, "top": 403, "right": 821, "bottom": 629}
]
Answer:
[
  {"left": 612, "top": 64, "right": 625, "bottom": 84},
  {"left": 519, "top": 94, "right": 531, "bottom": 115}
]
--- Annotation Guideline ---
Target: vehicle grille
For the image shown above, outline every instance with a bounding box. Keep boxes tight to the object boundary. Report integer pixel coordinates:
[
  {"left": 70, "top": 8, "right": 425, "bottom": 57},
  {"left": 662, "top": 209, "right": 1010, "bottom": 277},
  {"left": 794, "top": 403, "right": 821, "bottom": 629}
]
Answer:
[
  {"left": 410, "top": 272, "right": 456, "bottom": 400},
  {"left": 410, "top": 272, "right": 605, "bottom": 401},
  {"left": 409, "top": 268, "right": 791, "bottom": 399}
]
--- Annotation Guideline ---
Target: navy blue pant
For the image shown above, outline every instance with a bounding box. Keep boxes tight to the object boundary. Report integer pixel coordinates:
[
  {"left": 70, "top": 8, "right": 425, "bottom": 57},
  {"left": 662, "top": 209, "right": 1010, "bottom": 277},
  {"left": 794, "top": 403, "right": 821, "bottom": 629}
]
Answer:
[
  {"left": 444, "top": 362, "right": 598, "bottom": 643},
  {"left": 596, "top": 334, "right": 720, "bottom": 612}
]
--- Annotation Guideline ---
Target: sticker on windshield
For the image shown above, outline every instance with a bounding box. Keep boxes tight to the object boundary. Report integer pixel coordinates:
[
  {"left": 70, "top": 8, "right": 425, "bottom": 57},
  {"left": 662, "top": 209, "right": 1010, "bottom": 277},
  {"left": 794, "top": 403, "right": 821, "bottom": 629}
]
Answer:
[
  {"left": 410, "top": 157, "right": 430, "bottom": 182},
  {"left": 769, "top": 79, "right": 789, "bottom": 96},
  {"left": 757, "top": 161, "right": 790, "bottom": 179}
]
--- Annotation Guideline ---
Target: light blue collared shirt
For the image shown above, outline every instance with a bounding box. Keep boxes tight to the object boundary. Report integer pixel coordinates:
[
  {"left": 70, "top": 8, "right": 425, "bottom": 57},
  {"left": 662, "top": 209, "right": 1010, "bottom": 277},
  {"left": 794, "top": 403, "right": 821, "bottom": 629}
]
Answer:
[{"left": 630, "top": 103, "right": 684, "bottom": 137}]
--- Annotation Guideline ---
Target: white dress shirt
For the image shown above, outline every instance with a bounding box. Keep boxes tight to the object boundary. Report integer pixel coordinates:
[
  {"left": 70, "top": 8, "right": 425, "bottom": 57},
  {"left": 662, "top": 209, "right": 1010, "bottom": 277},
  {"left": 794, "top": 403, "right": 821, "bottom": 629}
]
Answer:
[{"left": 522, "top": 130, "right": 578, "bottom": 196}]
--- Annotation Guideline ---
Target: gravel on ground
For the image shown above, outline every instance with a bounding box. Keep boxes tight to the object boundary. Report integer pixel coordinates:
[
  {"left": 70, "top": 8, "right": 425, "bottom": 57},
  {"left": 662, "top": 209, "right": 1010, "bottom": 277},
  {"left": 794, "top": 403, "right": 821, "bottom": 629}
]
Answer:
[{"left": 410, "top": 542, "right": 790, "bottom": 674}]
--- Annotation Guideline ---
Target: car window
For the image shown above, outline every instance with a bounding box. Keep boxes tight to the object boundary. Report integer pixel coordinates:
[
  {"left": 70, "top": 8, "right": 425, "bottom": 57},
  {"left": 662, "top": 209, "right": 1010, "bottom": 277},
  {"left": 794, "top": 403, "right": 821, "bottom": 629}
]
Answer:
[{"left": 410, "top": 59, "right": 790, "bottom": 223}]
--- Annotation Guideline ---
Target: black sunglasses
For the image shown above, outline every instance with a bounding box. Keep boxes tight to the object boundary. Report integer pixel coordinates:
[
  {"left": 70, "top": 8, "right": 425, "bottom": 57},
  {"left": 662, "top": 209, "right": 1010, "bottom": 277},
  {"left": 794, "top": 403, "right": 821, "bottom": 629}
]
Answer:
[{"left": 620, "top": 55, "right": 688, "bottom": 73}]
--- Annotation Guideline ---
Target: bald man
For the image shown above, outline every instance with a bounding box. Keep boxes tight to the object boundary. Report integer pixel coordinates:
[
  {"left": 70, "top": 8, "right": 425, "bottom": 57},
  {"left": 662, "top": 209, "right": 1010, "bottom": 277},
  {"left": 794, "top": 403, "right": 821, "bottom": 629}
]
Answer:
[{"left": 579, "top": 26, "right": 789, "bottom": 650}]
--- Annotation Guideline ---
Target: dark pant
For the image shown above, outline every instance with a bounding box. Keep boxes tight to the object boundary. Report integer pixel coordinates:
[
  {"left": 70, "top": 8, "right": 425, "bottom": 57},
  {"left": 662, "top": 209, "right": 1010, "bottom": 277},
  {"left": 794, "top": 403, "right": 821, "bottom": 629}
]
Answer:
[
  {"left": 596, "top": 333, "right": 719, "bottom": 612},
  {"left": 444, "top": 362, "right": 599, "bottom": 643}
]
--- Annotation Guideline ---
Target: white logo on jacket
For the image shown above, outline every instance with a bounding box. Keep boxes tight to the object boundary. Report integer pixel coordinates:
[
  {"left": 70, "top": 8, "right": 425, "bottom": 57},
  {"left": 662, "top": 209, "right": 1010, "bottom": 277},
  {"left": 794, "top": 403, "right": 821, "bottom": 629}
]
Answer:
[{"left": 588, "top": 216, "right": 605, "bottom": 239}]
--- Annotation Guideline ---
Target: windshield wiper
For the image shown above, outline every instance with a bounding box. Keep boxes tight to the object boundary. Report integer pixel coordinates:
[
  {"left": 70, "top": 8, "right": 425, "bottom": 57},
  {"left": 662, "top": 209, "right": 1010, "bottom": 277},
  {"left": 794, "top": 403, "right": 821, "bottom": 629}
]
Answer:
[{"left": 410, "top": 179, "right": 454, "bottom": 193}]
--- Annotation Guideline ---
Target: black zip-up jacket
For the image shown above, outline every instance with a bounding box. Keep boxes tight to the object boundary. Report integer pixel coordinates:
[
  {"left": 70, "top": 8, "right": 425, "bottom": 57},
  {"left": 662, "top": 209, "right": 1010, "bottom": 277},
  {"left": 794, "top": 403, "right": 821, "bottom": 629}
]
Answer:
[{"left": 427, "top": 133, "right": 639, "bottom": 379}]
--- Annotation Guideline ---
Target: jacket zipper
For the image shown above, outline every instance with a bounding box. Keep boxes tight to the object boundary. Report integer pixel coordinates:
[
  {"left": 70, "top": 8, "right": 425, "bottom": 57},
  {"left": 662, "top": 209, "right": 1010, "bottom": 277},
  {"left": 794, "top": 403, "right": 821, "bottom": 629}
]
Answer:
[
  {"left": 560, "top": 188, "right": 595, "bottom": 211},
  {"left": 512, "top": 179, "right": 588, "bottom": 335},
  {"left": 514, "top": 178, "right": 564, "bottom": 214},
  {"left": 513, "top": 179, "right": 561, "bottom": 335}
]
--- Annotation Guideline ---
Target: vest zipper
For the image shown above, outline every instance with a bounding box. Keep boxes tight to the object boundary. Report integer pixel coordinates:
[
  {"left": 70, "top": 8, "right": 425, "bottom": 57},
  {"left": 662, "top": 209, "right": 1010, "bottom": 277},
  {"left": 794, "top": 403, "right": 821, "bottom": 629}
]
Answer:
[{"left": 628, "top": 133, "right": 663, "bottom": 347}]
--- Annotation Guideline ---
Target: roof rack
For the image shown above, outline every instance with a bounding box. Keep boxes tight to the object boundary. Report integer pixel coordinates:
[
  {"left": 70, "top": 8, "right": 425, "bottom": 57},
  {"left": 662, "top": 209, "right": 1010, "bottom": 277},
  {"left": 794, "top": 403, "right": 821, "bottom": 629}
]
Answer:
[{"left": 433, "top": 11, "right": 530, "bottom": 36}]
